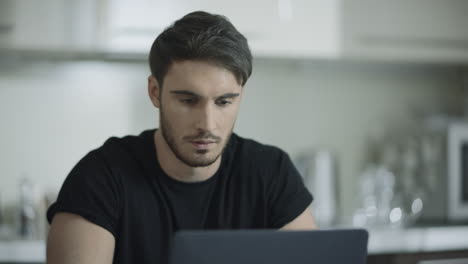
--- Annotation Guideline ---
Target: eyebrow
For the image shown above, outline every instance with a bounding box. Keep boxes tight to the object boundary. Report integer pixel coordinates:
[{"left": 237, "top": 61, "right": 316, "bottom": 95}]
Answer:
[
  {"left": 217, "top": 93, "right": 240, "bottom": 100},
  {"left": 170, "top": 90, "right": 240, "bottom": 100},
  {"left": 170, "top": 90, "right": 200, "bottom": 97}
]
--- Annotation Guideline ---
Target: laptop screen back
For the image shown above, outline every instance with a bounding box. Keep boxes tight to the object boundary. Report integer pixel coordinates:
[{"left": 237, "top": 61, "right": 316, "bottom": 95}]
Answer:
[{"left": 169, "top": 229, "right": 368, "bottom": 264}]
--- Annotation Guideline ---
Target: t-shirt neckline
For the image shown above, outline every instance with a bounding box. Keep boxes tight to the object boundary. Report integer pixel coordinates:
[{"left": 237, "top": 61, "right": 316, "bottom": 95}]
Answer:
[{"left": 143, "top": 129, "right": 230, "bottom": 187}]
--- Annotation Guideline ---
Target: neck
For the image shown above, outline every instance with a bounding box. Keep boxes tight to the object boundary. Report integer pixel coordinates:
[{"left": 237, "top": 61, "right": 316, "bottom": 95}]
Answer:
[{"left": 153, "top": 130, "right": 221, "bottom": 182}]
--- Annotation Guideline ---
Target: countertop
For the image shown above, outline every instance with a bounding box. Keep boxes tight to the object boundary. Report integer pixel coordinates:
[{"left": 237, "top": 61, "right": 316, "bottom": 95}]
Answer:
[
  {"left": 0, "top": 240, "right": 45, "bottom": 262},
  {"left": 1, "top": 226, "right": 468, "bottom": 262},
  {"left": 368, "top": 225, "right": 468, "bottom": 254}
]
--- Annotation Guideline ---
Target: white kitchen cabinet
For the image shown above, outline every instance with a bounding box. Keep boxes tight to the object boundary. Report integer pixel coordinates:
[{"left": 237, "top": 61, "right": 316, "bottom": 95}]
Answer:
[
  {"left": 195, "top": 0, "right": 341, "bottom": 58},
  {"left": 94, "top": 0, "right": 468, "bottom": 62},
  {"left": 3, "top": 0, "right": 103, "bottom": 52},
  {"left": 341, "top": 0, "right": 468, "bottom": 63},
  {"left": 104, "top": 0, "right": 340, "bottom": 58},
  {"left": 3, "top": 0, "right": 468, "bottom": 63}
]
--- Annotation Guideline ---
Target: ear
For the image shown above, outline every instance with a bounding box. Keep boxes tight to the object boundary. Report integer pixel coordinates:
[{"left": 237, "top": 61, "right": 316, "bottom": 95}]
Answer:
[{"left": 148, "top": 75, "right": 161, "bottom": 108}]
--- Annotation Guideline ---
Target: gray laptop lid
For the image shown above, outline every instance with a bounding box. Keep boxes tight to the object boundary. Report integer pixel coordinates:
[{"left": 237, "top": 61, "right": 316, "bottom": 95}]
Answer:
[{"left": 169, "top": 229, "right": 368, "bottom": 264}]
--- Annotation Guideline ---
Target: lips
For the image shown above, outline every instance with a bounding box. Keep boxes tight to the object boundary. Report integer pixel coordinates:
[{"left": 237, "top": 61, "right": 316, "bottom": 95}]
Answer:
[
  {"left": 192, "top": 140, "right": 215, "bottom": 144},
  {"left": 190, "top": 140, "right": 216, "bottom": 150}
]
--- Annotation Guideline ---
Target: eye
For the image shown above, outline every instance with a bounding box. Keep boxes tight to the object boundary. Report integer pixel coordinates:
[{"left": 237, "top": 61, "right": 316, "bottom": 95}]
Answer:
[
  {"left": 215, "top": 99, "right": 233, "bottom": 107},
  {"left": 180, "top": 98, "right": 197, "bottom": 105}
]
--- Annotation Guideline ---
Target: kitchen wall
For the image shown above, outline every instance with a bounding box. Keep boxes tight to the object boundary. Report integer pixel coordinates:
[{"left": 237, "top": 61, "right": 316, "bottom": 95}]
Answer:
[{"left": 0, "top": 56, "right": 464, "bottom": 220}]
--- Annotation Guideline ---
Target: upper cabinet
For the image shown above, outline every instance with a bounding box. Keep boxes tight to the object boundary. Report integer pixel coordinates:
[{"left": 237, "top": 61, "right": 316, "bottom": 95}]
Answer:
[
  {"left": 196, "top": 0, "right": 341, "bottom": 59},
  {"left": 341, "top": 0, "right": 468, "bottom": 63},
  {"left": 102, "top": 0, "right": 341, "bottom": 58},
  {"left": 2, "top": 0, "right": 468, "bottom": 63},
  {"left": 0, "top": 0, "right": 104, "bottom": 52}
]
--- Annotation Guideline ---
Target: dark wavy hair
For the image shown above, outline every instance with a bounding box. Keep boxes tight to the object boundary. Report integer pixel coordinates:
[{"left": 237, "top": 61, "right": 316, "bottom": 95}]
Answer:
[{"left": 149, "top": 11, "right": 252, "bottom": 87}]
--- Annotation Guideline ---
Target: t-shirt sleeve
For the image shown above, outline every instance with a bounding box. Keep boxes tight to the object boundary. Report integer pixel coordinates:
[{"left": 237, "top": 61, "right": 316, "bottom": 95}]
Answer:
[
  {"left": 46, "top": 149, "right": 122, "bottom": 237},
  {"left": 267, "top": 150, "right": 313, "bottom": 228}
]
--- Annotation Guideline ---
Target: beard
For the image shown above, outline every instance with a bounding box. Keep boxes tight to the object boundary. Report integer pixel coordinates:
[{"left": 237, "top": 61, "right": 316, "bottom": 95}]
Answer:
[{"left": 159, "top": 106, "right": 233, "bottom": 168}]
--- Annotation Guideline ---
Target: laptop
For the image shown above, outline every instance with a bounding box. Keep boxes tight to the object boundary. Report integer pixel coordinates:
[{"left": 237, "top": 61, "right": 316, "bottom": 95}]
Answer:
[{"left": 169, "top": 229, "right": 369, "bottom": 264}]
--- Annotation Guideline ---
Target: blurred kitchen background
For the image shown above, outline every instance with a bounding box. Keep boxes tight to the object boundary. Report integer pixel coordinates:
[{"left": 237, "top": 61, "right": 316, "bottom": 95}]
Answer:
[{"left": 1, "top": 0, "right": 468, "bottom": 263}]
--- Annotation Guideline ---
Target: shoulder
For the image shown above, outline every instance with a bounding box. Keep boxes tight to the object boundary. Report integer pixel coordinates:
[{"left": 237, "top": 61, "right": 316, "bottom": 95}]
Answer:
[
  {"left": 71, "top": 130, "right": 154, "bottom": 174},
  {"left": 228, "top": 134, "right": 295, "bottom": 180},
  {"left": 59, "top": 130, "right": 156, "bottom": 202},
  {"left": 95, "top": 129, "right": 155, "bottom": 162},
  {"left": 229, "top": 133, "right": 288, "bottom": 163},
  {"left": 100, "top": 129, "right": 154, "bottom": 154}
]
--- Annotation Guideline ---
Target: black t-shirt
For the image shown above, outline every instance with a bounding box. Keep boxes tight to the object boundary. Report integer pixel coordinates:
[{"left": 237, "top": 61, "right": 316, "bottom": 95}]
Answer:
[{"left": 47, "top": 129, "right": 313, "bottom": 264}]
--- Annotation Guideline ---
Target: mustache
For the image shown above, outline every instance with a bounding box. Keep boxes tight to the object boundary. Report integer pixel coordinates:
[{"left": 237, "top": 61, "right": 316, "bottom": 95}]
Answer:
[{"left": 184, "top": 131, "right": 221, "bottom": 142}]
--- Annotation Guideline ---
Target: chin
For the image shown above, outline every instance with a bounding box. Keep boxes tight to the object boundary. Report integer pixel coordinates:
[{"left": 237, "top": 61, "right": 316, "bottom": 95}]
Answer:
[{"left": 184, "top": 157, "right": 218, "bottom": 168}]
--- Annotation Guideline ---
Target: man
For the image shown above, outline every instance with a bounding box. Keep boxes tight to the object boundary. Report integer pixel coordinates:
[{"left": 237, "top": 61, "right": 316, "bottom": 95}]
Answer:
[{"left": 47, "top": 11, "right": 317, "bottom": 264}]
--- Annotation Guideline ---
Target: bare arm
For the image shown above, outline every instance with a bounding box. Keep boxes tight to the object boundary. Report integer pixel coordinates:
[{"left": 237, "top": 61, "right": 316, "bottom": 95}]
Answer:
[
  {"left": 47, "top": 212, "right": 115, "bottom": 264},
  {"left": 280, "top": 207, "right": 318, "bottom": 230}
]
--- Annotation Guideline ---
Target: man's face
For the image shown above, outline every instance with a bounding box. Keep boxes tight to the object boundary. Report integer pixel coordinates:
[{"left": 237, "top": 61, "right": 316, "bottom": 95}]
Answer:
[{"left": 149, "top": 60, "right": 243, "bottom": 167}]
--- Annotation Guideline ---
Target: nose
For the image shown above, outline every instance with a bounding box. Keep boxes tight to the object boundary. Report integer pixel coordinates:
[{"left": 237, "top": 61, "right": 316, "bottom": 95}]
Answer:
[{"left": 195, "top": 102, "right": 216, "bottom": 132}]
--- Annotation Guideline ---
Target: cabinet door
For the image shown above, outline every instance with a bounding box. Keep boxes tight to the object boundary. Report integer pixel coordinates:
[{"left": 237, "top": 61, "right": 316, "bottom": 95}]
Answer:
[
  {"left": 197, "top": 0, "right": 340, "bottom": 58},
  {"left": 341, "top": 0, "right": 468, "bottom": 63},
  {"left": 10, "top": 0, "right": 101, "bottom": 51},
  {"left": 105, "top": 0, "right": 340, "bottom": 58}
]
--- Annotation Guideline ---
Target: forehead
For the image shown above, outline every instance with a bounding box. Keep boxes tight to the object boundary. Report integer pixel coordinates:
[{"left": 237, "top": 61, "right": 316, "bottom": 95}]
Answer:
[{"left": 163, "top": 60, "right": 242, "bottom": 95}]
